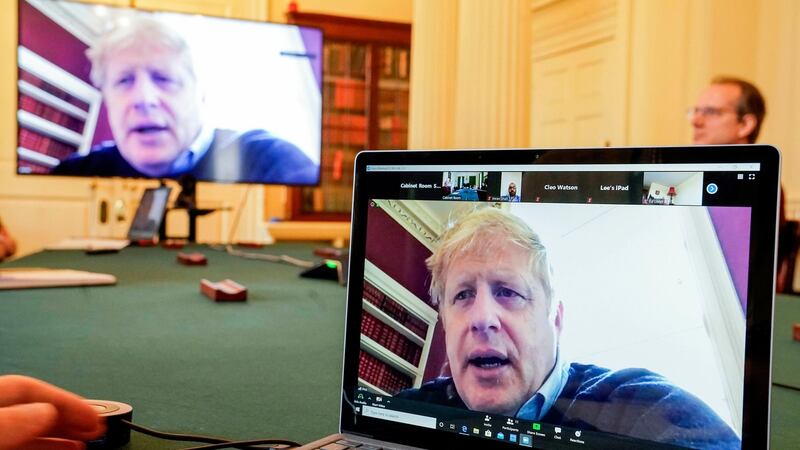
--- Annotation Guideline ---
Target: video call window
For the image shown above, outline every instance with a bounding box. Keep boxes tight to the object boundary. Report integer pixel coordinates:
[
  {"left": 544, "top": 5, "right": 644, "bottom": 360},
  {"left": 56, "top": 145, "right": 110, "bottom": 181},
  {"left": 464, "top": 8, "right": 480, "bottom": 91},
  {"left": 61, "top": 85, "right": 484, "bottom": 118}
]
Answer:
[
  {"left": 643, "top": 172, "right": 704, "bottom": 206},
  {"left": 360, "top": 199, "right": 748, "bottom": 449},
  {"left": 496, "top": 172, "right": 522, "bottom": 202},
  {"left": 442, "top": 171, "right": 489, "bottom": 201},
  {"left": 17, "top": 0, "right": 322, "bottom": 185}
]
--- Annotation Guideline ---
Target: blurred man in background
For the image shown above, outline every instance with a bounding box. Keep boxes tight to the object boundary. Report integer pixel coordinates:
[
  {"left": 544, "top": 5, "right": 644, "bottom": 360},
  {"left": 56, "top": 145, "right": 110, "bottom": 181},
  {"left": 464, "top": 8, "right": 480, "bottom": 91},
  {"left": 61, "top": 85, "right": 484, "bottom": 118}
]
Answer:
[
  {"left": 690, "top": 77, "right": 793, "bottom": 292},
  {"left": 690, "top": 76, "right": 765, "bottom": 146}
]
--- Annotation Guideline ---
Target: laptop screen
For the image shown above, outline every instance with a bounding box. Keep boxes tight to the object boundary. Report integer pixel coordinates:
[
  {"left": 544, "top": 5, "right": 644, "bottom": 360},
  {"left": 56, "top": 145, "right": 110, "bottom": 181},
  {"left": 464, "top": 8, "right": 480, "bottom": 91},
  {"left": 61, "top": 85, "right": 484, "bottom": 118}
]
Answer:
[
  {"left": 342, "top": 147, "right": 778, "bottom": 450},
  {"left": 127, "top": 186, "right": 171, "bottom": 241}
]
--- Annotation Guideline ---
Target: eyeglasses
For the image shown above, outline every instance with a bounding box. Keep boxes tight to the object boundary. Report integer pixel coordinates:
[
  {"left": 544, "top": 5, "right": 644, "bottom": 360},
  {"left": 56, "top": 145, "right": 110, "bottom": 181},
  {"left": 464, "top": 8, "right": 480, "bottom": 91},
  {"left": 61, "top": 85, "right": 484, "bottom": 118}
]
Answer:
[{"left": 686, "top": 106, "right": 737, "bottom": 120}]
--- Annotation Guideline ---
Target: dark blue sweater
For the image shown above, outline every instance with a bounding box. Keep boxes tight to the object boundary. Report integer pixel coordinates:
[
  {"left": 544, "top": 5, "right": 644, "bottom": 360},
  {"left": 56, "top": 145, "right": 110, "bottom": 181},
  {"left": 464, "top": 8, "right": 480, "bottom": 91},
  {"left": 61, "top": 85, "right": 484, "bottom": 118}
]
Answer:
[
  {"left": 53, "top": 129, "right": 318, "bottom": 184},
  {"left": 396, "top": 363, "right": 741, "bottom": 449}
]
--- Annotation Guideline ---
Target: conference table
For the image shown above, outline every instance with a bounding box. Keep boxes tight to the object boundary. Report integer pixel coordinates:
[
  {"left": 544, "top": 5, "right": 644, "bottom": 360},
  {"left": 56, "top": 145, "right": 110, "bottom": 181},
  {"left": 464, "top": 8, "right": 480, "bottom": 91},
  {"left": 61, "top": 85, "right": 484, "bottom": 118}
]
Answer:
[
  {"left": 0, "top": 244, "right": 798, "bottom": 449},
  {"left": 0, "top": 244, "right": 346, "bottom": 448}
]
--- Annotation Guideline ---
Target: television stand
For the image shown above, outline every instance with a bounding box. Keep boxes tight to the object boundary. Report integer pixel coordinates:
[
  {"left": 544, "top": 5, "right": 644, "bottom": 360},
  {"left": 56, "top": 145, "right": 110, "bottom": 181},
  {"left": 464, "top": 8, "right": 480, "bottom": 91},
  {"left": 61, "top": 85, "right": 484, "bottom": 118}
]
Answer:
[
  {"left": 158, "top": 176, "right": 220, "bottom": 243},
  {"left": 160, "top": 206, "right": 217, "bottom": 243}
]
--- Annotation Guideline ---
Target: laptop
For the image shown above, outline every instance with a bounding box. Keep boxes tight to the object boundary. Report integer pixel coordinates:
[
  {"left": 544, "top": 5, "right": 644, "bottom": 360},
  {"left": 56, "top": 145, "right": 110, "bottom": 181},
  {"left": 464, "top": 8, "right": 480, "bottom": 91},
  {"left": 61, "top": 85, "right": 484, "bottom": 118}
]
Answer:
[
  {"left": 127, "top": 186, "right": 171, "bottom": 242},
  {"left": 299, "top": 146, "right": 779, "bottom": 450}
]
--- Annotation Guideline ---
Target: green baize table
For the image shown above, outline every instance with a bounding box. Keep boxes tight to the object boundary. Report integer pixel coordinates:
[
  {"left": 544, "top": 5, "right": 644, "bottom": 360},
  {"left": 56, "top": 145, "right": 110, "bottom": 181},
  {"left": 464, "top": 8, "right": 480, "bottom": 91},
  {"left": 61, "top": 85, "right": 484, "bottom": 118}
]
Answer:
[
  {"left": 0, "top": 244, "right": 346, "bottom": 449},
  {"left": 0, "top": 244, "right": 798, "bottom": 448}
]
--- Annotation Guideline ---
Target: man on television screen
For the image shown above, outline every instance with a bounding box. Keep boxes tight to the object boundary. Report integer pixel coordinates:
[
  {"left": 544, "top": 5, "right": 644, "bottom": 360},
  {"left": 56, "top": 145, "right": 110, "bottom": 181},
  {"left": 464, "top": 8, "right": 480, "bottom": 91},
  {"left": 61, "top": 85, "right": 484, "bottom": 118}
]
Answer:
[
  {"left": 396, "top": 207, "right": 740, "bottom": 449},
  {"left": 53, "top": 18, "right": 318, "bottom": 185}
]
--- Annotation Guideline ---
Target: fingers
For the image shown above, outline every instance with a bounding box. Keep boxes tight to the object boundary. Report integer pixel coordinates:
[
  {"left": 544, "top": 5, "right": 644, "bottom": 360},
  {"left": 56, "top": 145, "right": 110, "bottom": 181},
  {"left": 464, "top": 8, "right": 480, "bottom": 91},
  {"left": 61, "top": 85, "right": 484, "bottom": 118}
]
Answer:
[
  {"left": 18, "top": 438, "right": 85, "bottom": 450},
  {"left": 0, "top": 403, "right": 58, "bottom": 450},
  {"left": 0, "top": 376, "right": 105, "bottom": 441}
]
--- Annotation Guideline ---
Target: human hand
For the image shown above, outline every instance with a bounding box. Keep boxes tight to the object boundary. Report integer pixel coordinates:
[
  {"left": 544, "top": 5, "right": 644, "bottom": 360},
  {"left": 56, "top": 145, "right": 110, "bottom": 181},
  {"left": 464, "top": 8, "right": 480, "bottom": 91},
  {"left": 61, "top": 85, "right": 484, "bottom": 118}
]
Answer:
[
  {"left": 0, "top": 227, "right": 17, "bottom": 261},
  {"left": 0, "top": 375, "right": 105, "bottom": 450},
  {"left": 0, "top": 224, "right": 16, "bottom": 261}
]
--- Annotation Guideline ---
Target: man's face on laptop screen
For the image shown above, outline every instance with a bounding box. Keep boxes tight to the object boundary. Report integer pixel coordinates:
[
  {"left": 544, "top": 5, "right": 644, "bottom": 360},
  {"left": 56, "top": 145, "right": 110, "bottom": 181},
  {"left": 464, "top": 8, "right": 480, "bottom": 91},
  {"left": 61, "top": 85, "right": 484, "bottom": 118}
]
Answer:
[
  {"left": 364, "top": 199, "right": 748, "bottom": 447},
  {"left": 436, "top": 211, "right": 562, "bottom": 417},
  {"left": 439, "top": 236, "right": 561, "bottom": 416}
]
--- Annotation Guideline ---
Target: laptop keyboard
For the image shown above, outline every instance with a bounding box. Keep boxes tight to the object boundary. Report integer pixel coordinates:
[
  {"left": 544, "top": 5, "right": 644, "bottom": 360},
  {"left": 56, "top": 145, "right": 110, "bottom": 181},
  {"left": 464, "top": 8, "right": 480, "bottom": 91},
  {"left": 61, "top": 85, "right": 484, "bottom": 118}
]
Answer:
[{"left": 314, "top": 439, "right": 383, "bottom": 450}]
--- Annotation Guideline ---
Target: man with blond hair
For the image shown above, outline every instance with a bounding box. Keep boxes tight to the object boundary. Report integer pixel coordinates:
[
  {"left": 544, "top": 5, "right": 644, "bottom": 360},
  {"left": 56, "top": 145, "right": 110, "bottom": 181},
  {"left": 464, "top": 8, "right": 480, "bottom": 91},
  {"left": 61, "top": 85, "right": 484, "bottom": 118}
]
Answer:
[
  {"left": 54, "top": 18, "right": 317, "bottom": 184},
  {"left": 398, "top": 206, "right": 740, "bottom": 448}
]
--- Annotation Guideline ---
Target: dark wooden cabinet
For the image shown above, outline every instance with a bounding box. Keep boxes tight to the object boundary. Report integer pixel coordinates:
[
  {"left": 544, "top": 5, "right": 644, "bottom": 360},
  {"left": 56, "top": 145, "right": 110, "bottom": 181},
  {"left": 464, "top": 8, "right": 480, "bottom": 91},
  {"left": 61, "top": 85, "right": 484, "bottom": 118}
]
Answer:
[{"left": 287, "top": 11, "right": 411, "bottom": 220}]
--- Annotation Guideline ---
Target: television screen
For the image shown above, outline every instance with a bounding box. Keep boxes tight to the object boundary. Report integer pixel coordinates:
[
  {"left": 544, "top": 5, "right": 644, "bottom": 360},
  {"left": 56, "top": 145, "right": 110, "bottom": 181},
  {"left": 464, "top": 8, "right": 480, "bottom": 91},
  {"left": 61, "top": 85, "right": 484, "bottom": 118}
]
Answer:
[{"left": 16, "top": 0, "right": 322, "bottom": 186}]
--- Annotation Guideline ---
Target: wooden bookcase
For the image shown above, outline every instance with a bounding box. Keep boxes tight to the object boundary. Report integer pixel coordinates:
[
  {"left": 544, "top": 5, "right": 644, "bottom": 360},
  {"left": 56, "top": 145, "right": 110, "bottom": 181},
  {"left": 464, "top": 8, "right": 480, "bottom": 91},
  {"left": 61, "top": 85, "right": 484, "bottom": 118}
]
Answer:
[
  {"left": 16, "top": 46, "right": 102, "bottom": 174},
  {"left": 286, "top": 11, "right": 411, "bottom": 221},
  {"left": 358, "top": 260, "right": 437, "bottom": 395}
]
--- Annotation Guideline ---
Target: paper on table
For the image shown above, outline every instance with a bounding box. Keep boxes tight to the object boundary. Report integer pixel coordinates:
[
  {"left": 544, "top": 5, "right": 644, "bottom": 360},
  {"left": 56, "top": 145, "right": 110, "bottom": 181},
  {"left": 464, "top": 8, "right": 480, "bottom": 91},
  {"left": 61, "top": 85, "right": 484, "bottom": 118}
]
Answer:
[
  {"left": 44, "top": 237, "right": 130, "bottom": 251},
  {"left": 0, "top": 268, "right": 117, "bottom": 290}
]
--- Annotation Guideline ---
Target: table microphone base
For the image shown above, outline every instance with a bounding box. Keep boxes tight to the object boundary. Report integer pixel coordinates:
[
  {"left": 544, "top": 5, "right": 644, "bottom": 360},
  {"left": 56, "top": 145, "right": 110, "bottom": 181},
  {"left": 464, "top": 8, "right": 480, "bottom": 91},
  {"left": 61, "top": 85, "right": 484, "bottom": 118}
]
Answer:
[{"left": 84, "top": 399, "right": 133, "bottom": 449}]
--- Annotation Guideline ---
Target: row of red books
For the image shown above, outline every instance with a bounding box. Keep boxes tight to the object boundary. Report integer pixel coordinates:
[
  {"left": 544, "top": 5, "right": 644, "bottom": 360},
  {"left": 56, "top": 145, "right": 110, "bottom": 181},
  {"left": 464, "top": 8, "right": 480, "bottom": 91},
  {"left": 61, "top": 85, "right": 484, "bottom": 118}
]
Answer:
[
  {"left": 361, "top": 312, "right": 422, "bottom": 366},
  {"left": 378, "top": 89, "right": 410, "bottom": 108},
  {"left": 381, "top": 46, "right": 410, "bottom": 81},
  {"left": 320, "top": 145, "right": 356, "bottom": 166},
  {"left": 324, "top": 127, "right": 367, "bottom": 146},
  {"left": 324, "top": 43, "right": 367, "bottom": 79},
  {"left": 377, "top": 115, "right": 407, "bottom": 131},
  {"left": 19, "top": 70, "right": 90, "bottom": 111},
  {"left": 319, "top": 149, "right": 356, "bottom": 184},
  {"left": 325, "top": 79, "right": 368, "bottom": 110},
  {"left": 358, "top": 349, "right": 412, "bottom": 395},
  {"left": 323, "top": 113, "right": 368, "bottom": 129},
  {"left": 378, "top": 129, "right": 407, "bottom": 148},
  {"left": 363, "top": 281, "right": 429, "bottom": 338},
  {"left": 20, "top": 94, "right": 85, "bottom": 133},
  {"left": 18, "top": 128, "right": 78, "bottom": 161}
]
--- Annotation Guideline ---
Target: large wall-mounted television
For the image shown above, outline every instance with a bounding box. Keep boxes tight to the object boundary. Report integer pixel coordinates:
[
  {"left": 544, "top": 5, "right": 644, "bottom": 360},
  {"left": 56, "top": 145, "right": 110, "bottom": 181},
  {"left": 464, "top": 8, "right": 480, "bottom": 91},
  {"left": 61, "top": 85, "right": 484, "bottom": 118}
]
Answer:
[{"left": 16, "top": 0, "right": 322, "bottom": 186}]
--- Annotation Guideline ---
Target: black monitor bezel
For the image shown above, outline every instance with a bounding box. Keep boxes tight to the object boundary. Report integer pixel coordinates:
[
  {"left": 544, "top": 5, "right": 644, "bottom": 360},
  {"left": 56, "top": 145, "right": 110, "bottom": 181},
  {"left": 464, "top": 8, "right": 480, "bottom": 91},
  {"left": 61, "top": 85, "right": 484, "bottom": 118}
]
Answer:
[{"left": 341, "top": 145, "right": 780, "bottom": 450}]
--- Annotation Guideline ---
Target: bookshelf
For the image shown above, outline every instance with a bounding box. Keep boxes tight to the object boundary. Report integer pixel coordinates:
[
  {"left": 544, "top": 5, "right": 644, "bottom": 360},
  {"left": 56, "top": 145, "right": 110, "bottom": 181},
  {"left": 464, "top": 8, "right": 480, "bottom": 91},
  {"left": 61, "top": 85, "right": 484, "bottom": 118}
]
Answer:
[
  {"left": 16, "top": 46, "right": 102, "bottom": 174},
  {"left": 286, "top": 11, "right": 411, "bottom": 221},
  {"left": 358, "top": 260, "right": 437, "bottom": 395}
]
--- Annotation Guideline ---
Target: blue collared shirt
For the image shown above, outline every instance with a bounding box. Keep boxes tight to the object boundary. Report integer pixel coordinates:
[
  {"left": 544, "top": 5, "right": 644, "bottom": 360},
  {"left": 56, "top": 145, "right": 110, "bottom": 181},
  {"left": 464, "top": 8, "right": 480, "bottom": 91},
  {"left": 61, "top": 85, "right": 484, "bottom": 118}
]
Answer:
[
  {"left": 168, "top": 125, "right": 215, "bottom": 176},
  {"left": 515, "top": 350, "right": 569, "bottom": 421}
]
